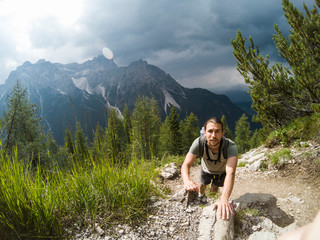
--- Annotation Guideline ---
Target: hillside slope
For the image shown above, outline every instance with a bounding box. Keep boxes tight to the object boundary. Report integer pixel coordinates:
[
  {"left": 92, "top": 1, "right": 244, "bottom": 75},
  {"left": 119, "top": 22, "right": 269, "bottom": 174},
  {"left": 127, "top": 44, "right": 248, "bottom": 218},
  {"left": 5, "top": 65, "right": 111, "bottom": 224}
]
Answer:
[{"left": 72, "top": 139, "right": 320, "bottom": 239}]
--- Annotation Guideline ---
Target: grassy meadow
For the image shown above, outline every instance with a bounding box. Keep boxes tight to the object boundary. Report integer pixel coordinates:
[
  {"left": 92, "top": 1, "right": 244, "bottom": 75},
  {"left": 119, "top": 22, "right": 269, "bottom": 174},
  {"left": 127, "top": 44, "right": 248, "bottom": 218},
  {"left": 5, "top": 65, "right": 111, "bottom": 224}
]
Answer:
[{"left": 0, "top": 148, "right": 158, "bottom": 239}]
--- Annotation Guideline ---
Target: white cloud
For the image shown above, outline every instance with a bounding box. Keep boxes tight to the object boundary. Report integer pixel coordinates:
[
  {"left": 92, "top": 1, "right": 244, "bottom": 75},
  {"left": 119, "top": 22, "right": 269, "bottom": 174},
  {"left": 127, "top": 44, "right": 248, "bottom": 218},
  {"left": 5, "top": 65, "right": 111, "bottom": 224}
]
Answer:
[
  {"left": 0, "top": 0, "right": 83, "bottom": 26},
  {"left": 146, "top": 48, "right": 196, "bottom": 67},
  {"left": 180, "top": 66, "right": 245, "bottom": 91},
  {"left": 0, "top": 0, "right": 84, "bottom": 83}
]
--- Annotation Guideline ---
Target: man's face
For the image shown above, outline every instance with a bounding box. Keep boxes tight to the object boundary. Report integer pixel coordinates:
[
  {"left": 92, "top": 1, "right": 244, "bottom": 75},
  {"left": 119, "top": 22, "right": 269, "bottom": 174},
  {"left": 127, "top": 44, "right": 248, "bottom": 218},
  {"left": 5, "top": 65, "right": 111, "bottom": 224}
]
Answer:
[{"left": 204, "top": 122, "right": 224, "bottom": 147}]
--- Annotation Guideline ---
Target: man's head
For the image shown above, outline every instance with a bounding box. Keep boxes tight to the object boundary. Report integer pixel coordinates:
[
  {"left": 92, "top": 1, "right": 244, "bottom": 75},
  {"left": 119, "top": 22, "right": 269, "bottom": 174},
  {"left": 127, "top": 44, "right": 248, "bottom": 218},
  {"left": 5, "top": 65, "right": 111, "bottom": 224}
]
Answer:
[
  {"left": 203, "top": 117, "right": 224, "bottom": 148},
  {"left": 203, "top": 117, "right": 224, "bottom": 131}
]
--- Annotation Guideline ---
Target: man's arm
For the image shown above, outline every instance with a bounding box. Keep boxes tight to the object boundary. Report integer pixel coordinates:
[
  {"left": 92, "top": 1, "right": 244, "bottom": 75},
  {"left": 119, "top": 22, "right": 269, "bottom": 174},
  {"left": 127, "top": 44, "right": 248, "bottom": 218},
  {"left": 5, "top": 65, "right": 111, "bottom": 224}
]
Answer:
[
  {"left": 213, "top": 156, "right": 238, "bottom": 219},
  {"left": 181, "top": 152, "right": 199, "bottom": 192}
]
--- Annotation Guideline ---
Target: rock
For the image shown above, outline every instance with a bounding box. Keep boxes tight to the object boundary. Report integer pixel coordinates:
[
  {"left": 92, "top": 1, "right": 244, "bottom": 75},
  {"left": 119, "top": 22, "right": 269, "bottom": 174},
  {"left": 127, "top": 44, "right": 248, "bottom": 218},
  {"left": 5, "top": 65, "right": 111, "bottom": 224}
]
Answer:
[
  {"left": 252, "top": 224, "right": 261, "bottom": 231},
  {"left": 238, "top": 147, "right": 267, "bottom": 164},
  {"left": 200, "top": 195, "right": 208, "bottom": 203},
  {"left": 235, "top": 193, "right": 277, "bottom": 208},
  {"left": 159, "top": 162, "right": 179, "bottom": 179},
  {"left": 72, "top": 190, "right": 300, "bottom": 240},
  {"left": 198, "top": 201, "right": 235, "bottom": 240},
  {"left": 247, "top": 159, "right": 262, "bottom": 172},
  {"left": 234, "top": 193, "right": 296, "bottom": 239},
  {"left": 186, "top": 190, "right": 199, "bottom": 206},
  {"left": 248, "top": 152, "right": 266, "bottom": 164},
  {"left": 248, "top": 231, "right": 277, "bottom": 240},
  {"left": 186, "top": 207, "right": 194, "bottom": 213},
  {"left": 261, "top": 218, "right": 274, "bottom": 230},
  {"left": 212, "top": 212, "right": 235, "bottom": 240},
  {"left": 287, "top": 196, "right": 304, "bottom": 204},
  {"left": 170, "top": 189, "right": 187, "bottom": 202},
  {"left": 198, "top": 206, "right": 216, "bottom": 240},
  {"left": 277, "top": 222, "right": 298, "bottom": 236},
  {"left": 94, "top": 224, "right": 104, "bottom": 236}
]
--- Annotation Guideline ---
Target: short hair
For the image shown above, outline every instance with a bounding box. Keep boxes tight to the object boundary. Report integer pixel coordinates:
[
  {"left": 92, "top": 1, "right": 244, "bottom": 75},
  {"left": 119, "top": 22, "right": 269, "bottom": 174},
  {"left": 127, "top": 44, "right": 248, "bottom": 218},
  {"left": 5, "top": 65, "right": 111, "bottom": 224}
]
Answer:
[{"left": 203, "top": 117, "right": 224, "bottom": 131}]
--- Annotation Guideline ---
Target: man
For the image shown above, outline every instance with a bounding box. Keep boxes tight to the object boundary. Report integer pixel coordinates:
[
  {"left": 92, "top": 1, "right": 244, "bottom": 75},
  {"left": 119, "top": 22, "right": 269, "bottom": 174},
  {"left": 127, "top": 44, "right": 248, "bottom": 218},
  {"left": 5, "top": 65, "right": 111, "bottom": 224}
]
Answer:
[{"left": 181, "top": 117, "right": 238, "bottom": 219}]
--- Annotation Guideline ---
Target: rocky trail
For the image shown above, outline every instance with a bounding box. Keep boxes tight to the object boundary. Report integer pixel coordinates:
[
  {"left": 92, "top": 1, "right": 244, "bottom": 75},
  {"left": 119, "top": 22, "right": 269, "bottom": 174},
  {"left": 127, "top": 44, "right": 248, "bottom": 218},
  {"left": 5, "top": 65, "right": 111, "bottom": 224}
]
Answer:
[{"left": 75, "top": 141, "right": 320, "bottom": 239}]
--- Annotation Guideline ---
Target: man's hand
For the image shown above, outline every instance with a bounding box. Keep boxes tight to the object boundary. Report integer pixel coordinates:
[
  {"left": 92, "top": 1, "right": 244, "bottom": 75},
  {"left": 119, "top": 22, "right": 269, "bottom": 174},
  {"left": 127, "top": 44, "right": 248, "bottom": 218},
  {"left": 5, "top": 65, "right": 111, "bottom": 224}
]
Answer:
[
  {"left": 212, "top": 196, "right": 234, "bottom": 220},
  {"left": 212, "top": 155, "right": 237, "bottom": 220},
  {"left": 183, "top": 179, "right": 199, "bottom": 192}
]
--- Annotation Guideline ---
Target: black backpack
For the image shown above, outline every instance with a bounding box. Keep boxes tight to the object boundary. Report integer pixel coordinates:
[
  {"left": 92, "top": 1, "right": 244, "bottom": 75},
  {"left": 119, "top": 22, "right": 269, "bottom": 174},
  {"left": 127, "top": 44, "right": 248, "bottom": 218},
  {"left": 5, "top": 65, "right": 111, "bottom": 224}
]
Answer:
[{"left": 198, "top": 135, "right": 229, "bottom": 164}]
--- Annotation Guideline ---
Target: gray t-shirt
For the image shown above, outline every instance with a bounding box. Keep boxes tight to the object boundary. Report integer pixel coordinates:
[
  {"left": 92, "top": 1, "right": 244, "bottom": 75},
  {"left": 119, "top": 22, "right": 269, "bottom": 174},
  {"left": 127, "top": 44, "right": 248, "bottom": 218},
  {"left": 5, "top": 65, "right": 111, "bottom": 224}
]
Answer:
[{"left": 188, "top": 137, "right": 238, "bottom": 174}]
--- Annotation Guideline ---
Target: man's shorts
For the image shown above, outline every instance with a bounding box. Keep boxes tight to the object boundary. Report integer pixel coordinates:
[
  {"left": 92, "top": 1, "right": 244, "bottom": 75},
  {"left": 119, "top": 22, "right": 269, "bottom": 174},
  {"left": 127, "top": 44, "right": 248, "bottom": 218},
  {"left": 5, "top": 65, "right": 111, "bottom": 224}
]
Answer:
[{"left": 200, "top": 169, "right": 226, "bottom": 187}]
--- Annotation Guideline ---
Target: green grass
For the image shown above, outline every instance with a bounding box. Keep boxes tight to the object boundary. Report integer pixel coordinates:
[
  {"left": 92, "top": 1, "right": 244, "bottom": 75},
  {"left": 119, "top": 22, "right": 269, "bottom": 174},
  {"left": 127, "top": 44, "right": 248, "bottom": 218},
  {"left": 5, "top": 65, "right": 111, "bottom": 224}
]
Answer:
[
  {"left": 237, "top": 161, "right": 248, "bottom": 167},
  {"left": 259, "top": 160, "right": 268, "bottom": 171},
  {"left": 0, "top": 150, "right": 62, "bottom": 239},
  {"left": 267, "top": 148, "right": 291, "bottom": 168},
  {"left": 206, "top": 190, "right": 221, "bottom": 202},
  {"left": 0, "top": 149, "right": 157, "bottom": 239},
  {"left": 159, "top": 153, "right": 185, "bottom": 167}
]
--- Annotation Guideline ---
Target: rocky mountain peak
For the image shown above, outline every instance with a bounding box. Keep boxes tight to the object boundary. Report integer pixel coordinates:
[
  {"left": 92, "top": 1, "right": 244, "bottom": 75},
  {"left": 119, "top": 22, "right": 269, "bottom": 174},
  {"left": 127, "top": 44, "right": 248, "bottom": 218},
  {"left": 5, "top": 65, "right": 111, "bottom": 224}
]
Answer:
[
  {"left": 0, "top": 55, "right": 247, "bottom": 144},
  {"left": 83, "top": 54, "right": 118, "bottom": 71},
  {"left": 36, "top": 59, "right": 47, "bottom": 64},
  {"left": 22, "top": 61, "right": 32, "bottom": 67},
  {"left": 129, "top": 59, "right": 148, "bottom": 66},
  {"left": 125, "top": 59, "right": 149, "bottom": 78},
  {"left": 125, "top": 59, "right": 178, "bottom": 88}
]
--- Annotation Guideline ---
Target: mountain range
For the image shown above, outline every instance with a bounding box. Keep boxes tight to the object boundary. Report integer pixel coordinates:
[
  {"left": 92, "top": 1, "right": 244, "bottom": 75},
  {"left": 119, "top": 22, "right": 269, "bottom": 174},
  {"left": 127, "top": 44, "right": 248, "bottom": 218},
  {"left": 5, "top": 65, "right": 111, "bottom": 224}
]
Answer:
[
  {"left": 0, "top": 55, "right": 249, "bottom": 145},
  {"left": 213, "top": 88, "right": 255, "bottom": 117}
]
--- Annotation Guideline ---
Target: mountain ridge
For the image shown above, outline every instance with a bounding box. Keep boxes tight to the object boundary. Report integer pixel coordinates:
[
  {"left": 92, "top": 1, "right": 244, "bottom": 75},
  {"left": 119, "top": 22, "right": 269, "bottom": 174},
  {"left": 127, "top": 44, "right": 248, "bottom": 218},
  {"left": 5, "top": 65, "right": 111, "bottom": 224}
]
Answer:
[{"left": 0, "top": 55, "right": 248, "bottom": 144}]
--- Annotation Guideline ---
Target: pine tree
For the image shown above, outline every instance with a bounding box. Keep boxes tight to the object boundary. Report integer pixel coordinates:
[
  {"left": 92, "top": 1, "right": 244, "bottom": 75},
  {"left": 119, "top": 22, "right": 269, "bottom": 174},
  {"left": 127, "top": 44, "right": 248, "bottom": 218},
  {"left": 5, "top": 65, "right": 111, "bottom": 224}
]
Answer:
[
  {"left": 1, "top": 80, "right": 41, "bottom": 160},
  {"left": 274, "top": 0, "right": 320, "bottom": 112},
  {"left": 221, "top": 115, "right": 234, "bottom": 140},
  {"left": 45, "top": 131, "right": 58, "bottom": 155},
  {"left": 250, "top": 129, "right": 261, "bottom": 149},
  {"left": 106, "top": 108, "right": 127, "bottom": 164},
  {"left": 74, "top": 121, "right": 89, "bottom": 160},
  {"left": 234, "top": 114, "right": 252, "bottom": 153},
  {"left": 123, "top": 104, "right": 132, "bottom": 145},
  {"left": 91, "top": 122, "right": 106, "bottom": 160},
  {"left": 132, "top": 96, "right": 161, "bottom": 160},
  {"left": 231, "top": 0, "right": 320, "bottom": 129},
  {"left": 168, "top": 106, "right": 183, "bottom": 155},
  {"left": 158, "top": 117, "right": 171, "bottom": 156},
  {"left": 180, "top": 112, "right": 199, "bottom": 153}
]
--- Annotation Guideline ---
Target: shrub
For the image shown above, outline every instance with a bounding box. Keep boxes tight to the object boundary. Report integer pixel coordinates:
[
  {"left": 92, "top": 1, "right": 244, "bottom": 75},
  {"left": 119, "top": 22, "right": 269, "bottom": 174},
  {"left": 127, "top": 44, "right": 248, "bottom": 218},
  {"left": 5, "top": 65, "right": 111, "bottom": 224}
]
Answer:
[
  {"left": 267, "top": 149, "right": 292, "bottom": 169},
  {"left": 265, "top": 113, "right": 320, "bottom": 147}
]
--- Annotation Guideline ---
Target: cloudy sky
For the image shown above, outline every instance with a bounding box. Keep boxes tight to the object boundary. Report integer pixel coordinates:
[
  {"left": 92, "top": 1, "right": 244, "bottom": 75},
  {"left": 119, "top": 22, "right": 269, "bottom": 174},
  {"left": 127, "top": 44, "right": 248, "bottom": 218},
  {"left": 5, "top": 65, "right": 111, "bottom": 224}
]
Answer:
[{"left": 0, "top": 0, "right": 315, "bottom": 91}]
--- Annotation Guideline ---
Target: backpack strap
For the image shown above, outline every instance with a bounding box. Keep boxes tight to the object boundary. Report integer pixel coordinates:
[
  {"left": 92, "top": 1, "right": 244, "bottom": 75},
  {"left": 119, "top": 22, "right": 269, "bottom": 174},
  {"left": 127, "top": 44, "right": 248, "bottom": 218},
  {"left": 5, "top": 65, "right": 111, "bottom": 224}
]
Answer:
[
  {"left": 198, "top": 135, "right": 206, "bottom": 164},
  {"left": 221, "top": 136, "right": 229, "bottom": 160},
  {"left": 198, "top": 136, "right": 230, "bottom": 163}
]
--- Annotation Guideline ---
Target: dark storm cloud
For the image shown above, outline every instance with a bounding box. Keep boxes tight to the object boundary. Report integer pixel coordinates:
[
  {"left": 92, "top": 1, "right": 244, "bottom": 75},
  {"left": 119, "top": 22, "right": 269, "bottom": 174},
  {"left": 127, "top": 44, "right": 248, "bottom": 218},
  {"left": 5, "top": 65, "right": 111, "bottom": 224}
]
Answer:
[
  {"left": 81, "top": 1, "right": 211, "bottom": 61},
  {"left": 79, "top": 0, "right": 315, "bottom": 89},
  {"left": 0, "top": 0, "right": 316, "bottom": 89}
]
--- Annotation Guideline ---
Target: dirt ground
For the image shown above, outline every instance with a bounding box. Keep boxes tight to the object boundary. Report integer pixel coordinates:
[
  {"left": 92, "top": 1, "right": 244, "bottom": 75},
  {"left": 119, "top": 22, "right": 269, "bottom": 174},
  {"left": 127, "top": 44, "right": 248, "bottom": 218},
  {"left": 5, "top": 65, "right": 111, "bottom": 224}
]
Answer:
[{"left": 166, "top": 163, "right": 320, "bottom": 227}]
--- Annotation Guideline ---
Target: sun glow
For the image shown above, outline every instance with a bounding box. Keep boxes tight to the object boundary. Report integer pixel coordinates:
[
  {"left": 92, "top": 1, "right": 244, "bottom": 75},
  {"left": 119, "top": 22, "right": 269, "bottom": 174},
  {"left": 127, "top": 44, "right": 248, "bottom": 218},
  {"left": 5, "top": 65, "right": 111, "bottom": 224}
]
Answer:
[
  {"left": 0, "top": 0, "right": 84, "bottom": 75},
  {"left": 0, "top": 0, "right": 84, "bottom": 53},
  {"left": 0, "top": 0, "right": 83, "bottom": 26},
  {"left": 102, "top": 47, "right": 114, "bottom": 60}
]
